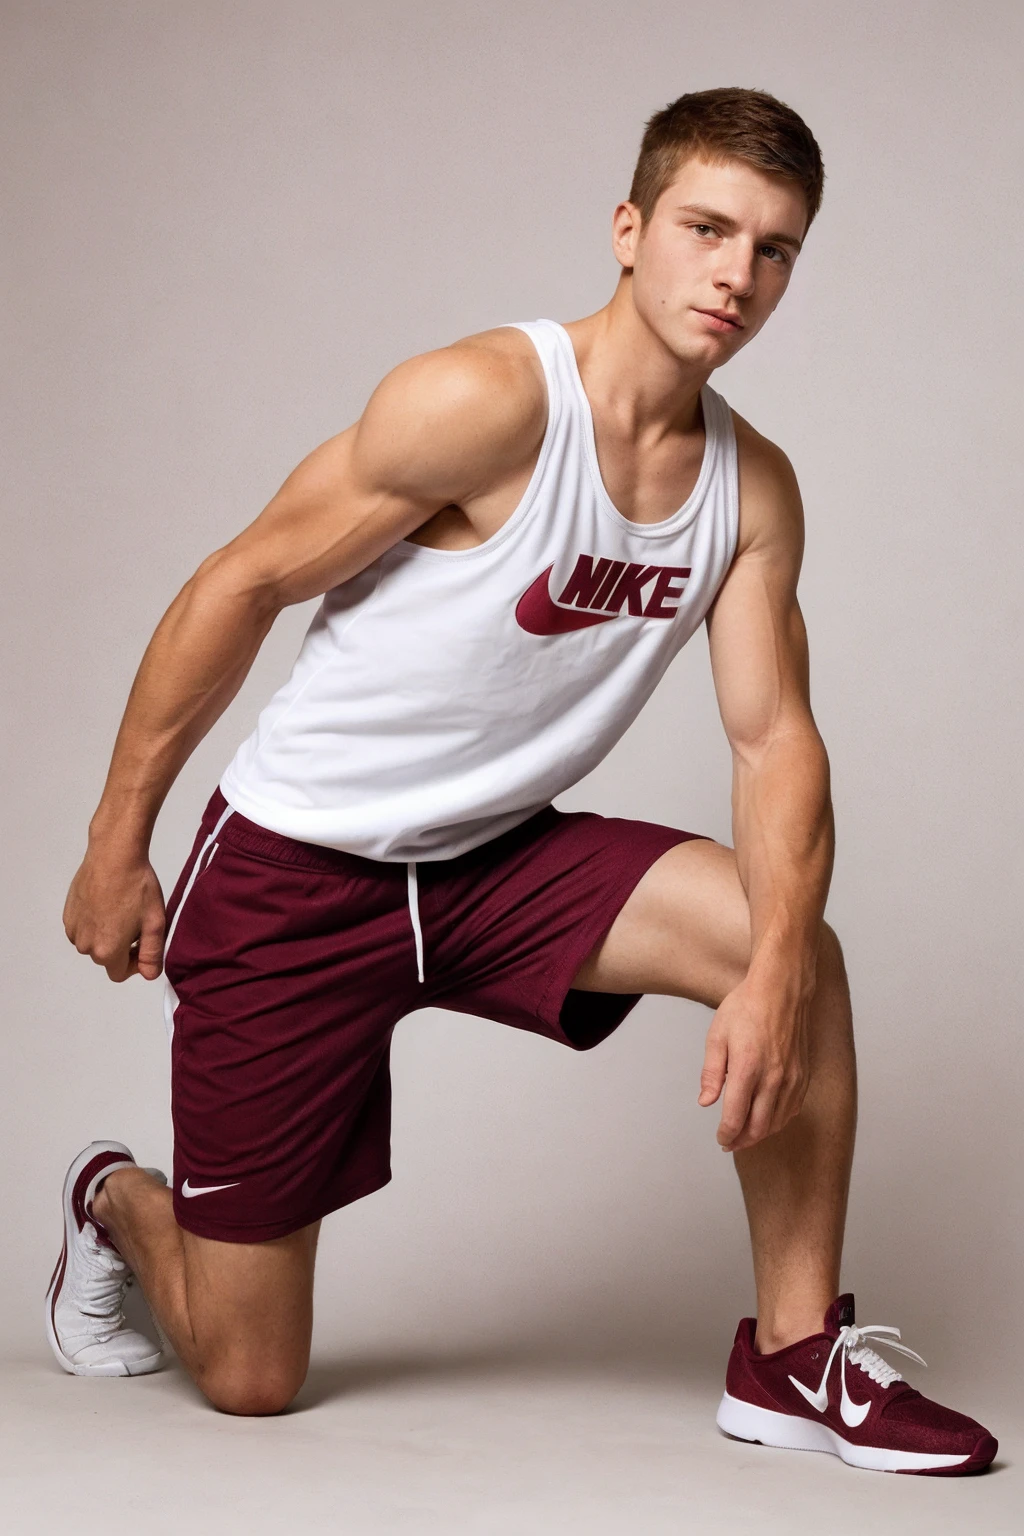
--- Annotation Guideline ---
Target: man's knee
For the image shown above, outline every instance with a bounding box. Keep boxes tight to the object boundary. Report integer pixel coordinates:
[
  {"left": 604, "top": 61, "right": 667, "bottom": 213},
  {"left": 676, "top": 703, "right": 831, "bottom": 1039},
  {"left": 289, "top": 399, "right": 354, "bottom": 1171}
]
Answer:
[
  {"left": 818, "top": 922, "right": 849, "bottom": 989},
  {"left": 199, "top": 1349, "right": 308, "bottom": 1416},
  {"left": 814, "top": 923, "right": 855, "bottom": 1066},
  {"left": 179, "top": 1221, "right": 319, "bottom": 1416}
]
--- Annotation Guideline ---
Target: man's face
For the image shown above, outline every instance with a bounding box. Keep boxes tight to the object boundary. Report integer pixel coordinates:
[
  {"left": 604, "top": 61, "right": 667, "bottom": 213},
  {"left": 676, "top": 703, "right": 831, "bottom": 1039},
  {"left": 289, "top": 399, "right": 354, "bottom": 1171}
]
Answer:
[{"left": 614, "top": 154, "right": 807, "bottom": 365}]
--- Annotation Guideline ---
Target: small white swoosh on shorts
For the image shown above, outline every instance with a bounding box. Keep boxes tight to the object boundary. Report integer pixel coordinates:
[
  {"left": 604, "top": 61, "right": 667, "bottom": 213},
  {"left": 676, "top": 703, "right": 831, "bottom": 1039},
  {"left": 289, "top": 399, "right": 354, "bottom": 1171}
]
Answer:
[{"left": 181, "top": 1178, "right": 241, "bottom": 1198}]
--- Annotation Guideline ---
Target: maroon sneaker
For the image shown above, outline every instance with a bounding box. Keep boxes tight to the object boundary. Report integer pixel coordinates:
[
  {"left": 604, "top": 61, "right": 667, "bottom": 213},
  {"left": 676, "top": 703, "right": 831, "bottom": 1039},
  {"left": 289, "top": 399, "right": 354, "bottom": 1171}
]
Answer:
[{"left": 717, "top": 1294, "right": 997, "bottom": 1475}]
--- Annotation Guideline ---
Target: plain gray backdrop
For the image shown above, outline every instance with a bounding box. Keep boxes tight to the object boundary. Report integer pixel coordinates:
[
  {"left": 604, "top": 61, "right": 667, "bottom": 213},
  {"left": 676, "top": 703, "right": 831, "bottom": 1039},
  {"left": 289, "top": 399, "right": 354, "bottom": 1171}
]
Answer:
[{"left": 3, "top": 2, "right": 1021, "bottom": 1530}]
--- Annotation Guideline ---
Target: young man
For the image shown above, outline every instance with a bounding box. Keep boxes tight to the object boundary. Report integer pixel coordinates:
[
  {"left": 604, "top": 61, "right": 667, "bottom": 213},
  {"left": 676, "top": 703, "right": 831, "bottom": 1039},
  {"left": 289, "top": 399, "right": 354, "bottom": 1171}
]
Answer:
[{"left": 53, "top": 88, "right": 995, "bottom": 1473}]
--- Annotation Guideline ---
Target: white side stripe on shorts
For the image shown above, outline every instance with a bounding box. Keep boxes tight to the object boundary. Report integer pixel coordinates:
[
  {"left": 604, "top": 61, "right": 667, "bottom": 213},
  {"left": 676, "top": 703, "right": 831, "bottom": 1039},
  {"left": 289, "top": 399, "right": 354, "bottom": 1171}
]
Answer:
[
  {"left": 163, "top": 803, "right": 235, "bottom": 958},
  {"left": 162, "top": 804, "right": 235, "bottom": 1044}
]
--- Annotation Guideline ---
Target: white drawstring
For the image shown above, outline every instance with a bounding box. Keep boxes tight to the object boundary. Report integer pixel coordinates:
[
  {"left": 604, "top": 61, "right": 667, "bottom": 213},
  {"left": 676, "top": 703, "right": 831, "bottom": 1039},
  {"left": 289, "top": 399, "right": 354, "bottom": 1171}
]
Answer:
[
  {"left": 407, "top": 862, "right": 425, "bottom": 983},
  {"left": 169, "top": 811, "right": 428, "bottom": 997}
]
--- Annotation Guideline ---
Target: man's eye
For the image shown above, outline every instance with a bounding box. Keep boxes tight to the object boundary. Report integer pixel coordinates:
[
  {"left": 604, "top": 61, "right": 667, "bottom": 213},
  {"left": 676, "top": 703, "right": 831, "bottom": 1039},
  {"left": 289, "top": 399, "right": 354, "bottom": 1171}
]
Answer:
[
  {"left": 761, "top": 245, "right": 788, "bottom": 263},
  {"left": 692, "top": 224, "right": 716, "bottom": 236}
]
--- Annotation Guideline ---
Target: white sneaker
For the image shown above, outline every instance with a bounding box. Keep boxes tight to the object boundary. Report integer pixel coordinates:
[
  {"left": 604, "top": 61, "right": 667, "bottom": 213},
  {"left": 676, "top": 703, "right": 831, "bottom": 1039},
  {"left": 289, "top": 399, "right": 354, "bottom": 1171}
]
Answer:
[{"left": 45, "top": 1141, "right": 166, "bottom": 1377}]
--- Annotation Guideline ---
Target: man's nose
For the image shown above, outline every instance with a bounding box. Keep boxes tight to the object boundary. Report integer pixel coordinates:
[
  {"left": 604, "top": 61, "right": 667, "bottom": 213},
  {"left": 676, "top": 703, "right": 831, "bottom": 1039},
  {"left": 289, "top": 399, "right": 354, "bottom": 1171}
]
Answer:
[{"left": 714, "top": 243, "right": 757, "bottom": 298}]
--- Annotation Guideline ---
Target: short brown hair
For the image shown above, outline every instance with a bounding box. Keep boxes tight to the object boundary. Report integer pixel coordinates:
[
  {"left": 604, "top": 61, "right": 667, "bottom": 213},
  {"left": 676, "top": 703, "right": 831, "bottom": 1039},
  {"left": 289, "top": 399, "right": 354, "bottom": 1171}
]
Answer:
[{"left": 629, "top": 87, "right": 825, "bottom": 233}]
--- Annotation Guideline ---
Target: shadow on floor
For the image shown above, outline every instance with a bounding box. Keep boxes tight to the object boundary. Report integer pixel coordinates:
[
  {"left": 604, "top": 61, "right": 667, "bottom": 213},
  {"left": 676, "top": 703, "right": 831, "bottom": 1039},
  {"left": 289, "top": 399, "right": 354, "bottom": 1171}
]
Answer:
[{"left": 293, "top": 1335, "right": 725, "bottom": 1412}]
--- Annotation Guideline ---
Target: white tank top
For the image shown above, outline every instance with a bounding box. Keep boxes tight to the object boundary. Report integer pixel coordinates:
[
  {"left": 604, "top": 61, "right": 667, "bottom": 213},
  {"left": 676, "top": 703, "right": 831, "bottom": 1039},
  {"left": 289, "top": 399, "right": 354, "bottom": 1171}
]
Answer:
[{"left": 220, "top": 319, "right": 739, "bottom": 861}]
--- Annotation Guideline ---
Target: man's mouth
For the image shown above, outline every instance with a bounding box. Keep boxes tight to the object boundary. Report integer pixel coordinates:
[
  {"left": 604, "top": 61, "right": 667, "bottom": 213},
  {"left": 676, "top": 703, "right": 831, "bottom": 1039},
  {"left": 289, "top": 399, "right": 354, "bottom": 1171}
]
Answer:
[{"left": 694, "top": 308, "right": 744, "bottom": 332}]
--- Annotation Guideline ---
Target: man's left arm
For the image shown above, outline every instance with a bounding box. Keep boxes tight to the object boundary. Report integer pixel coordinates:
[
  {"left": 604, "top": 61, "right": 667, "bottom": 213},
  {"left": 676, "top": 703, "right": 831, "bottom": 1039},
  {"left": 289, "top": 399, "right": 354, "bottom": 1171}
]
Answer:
[{"left": 700, "top": 426, "right": 834, "bottom": 1152}]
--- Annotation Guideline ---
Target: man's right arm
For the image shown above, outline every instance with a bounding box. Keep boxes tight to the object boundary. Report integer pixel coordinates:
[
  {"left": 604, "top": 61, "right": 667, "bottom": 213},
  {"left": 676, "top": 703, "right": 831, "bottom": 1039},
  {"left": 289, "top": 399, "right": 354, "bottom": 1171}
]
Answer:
[{"left": 64, "top": 339, "right": 543, "bottom": 983}]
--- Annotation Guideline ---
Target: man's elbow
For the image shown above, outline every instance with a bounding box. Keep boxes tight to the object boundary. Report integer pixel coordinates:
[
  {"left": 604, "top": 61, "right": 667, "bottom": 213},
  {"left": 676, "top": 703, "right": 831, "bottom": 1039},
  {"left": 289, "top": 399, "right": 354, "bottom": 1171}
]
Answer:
[
  {"left": 729, "top": 715, "right": 830, "bottom": 778},
  {"left": 184, "top": 548, "right": 284, "bottom": 626}
]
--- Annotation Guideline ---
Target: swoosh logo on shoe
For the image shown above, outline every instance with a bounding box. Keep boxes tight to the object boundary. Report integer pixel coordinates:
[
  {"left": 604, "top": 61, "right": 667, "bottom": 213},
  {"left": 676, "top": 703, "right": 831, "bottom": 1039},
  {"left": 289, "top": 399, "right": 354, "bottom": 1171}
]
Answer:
[
  {"left": 181, "top": 1178, "right": 241, "bottom": 1198},
  {"left": 788, "top": 1371, "right": 830, "bottom": 1414},
  {"left": 515, "top": 565, "right": 618, "bottom": 635},
  {"left": 788, "top": 1357, "right": 871, "bottom": 1428},
  {"left": 838, "top": 1373, "right": 872, "bottom": 1427}
]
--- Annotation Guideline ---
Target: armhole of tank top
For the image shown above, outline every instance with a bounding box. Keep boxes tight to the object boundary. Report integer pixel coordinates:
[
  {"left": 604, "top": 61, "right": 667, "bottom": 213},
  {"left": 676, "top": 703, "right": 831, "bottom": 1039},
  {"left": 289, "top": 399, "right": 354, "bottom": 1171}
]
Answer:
[
  {"left": 707, "top": 385, "right": 741, "bottom": 565},
  {"left": 500, "top": 319, "right": 561, "bottom": 443},
  {"left": 387, "top": 321, "right": 561, "bottom": 563},
  {"left": 490, "top": 320, "right": 562, "bottom": 541}
]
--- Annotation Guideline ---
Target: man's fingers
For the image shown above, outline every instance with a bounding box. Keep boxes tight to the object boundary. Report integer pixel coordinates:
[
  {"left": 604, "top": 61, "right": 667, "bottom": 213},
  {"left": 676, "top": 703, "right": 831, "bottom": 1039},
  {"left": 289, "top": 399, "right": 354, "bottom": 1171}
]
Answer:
[
  {"left": 717, "top": 1064, "right": 755, "bottom": 1149},
  {"left": 730, "top": 1081, "right": 784, "bottom": 1151},
  {"left": 761, "top": 1064, "right": 808, "bottom": 1137},
  {"left": 698, "top": 1030, "right": 728, "bottom": 1106},
  {"left": 101, "top": 948, "right": 133, "bottom": 983},
  {"left": 135, "top": 913, "right": 166, "bottom": 981},
  {"left": 68, "top": 905, "right": 166, "bottom": 984},
  {"left": 81, "top": 932, "right": 137, "bottom": 983},
  {"left": 729, "top": 1066, "right": 808, "bottom": 1151}
]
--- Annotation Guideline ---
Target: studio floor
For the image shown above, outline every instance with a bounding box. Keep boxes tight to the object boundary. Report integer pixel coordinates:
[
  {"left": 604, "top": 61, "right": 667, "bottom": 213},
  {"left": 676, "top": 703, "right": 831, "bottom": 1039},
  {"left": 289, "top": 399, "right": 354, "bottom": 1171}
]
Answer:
[{"left": 1, "top": 1339, "right": 1016, "bottom": 1535}]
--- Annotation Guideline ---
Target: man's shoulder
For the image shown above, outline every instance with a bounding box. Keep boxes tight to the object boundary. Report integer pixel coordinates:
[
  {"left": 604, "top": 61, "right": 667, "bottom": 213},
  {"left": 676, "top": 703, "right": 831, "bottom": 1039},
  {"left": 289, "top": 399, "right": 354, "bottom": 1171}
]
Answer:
[
  {"left": 729, "top": 408, "right": 798, "bottom": 489},
  {"left": 363, "top": 325, "right": 547, "bottom": 466},
  {"left": 449, "top": 322, "right": 546, "bottom": 376},
  {"left": 727, "top": 408, "right": 803, "bottom": 555},
  {"left": 353, "top": 326, "right": 547, "bottom": 501},
  {"left": 385, "top": 325, "right": 545, "bottom": 424}
]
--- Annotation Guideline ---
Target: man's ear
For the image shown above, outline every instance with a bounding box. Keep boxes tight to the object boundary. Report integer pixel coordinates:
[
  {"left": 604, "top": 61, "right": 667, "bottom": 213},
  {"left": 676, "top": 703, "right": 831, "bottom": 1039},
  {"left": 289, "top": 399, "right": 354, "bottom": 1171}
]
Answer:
[{"left": 611, "top": 199, "right": 643, "bottom": 271}]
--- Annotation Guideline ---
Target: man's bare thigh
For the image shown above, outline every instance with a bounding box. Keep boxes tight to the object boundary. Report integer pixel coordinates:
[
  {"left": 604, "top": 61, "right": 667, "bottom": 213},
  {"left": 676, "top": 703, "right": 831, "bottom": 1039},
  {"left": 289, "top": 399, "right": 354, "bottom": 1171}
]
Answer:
[{"left": 572, "top": 838, "right": 751, "bottom": 1008}]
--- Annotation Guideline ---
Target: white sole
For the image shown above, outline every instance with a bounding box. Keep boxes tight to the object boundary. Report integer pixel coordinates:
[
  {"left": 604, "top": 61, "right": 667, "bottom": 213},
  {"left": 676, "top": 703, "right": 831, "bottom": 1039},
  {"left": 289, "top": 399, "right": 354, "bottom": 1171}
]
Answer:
[
  {"left": 716, "top": 1391, "right": 970, "bottom": 1473},
  {"left": 45, "top": 1141, "right": 164, "bottom": 1378}
]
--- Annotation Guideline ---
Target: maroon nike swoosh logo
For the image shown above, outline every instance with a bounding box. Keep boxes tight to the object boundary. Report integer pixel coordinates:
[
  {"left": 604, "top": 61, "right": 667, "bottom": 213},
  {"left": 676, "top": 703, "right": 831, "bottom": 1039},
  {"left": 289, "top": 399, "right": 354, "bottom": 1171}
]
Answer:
[{"left": 515, "top": 565, "right": 618, "bottom": 635}]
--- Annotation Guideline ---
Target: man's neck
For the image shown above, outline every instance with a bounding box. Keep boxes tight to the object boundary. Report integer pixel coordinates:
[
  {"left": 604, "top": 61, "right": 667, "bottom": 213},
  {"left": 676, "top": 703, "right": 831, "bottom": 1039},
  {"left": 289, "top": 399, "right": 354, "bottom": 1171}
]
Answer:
[{"left": 563, "top": 279, "right": 710, "bottom": 442}]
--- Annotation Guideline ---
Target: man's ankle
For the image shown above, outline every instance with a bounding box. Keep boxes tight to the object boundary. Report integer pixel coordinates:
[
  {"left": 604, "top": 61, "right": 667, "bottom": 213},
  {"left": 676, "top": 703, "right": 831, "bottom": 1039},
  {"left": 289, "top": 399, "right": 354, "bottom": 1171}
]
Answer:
[
  {"left": 91, "top": 1165, "right": 145, "bottom": 1229},
  {"left": 754, "top": 1312, "right": 829, "bottom": 1354}
]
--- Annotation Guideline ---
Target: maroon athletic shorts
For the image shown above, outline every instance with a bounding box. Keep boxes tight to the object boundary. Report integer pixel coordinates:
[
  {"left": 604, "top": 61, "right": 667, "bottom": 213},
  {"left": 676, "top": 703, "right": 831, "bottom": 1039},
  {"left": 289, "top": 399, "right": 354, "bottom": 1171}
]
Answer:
[{"left": 163, "top": 788, "right": 708, "bottom": 1243}]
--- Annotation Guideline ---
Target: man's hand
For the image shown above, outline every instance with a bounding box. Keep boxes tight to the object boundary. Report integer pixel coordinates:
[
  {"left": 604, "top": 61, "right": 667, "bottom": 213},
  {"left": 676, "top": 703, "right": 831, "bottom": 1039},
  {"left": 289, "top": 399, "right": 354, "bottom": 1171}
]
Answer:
[
  {"left": 63, "top": 849, "right": 166, "bottom": 983},
  {"left": 697, "top": 977, "right": 811, "bottom": 1152}
]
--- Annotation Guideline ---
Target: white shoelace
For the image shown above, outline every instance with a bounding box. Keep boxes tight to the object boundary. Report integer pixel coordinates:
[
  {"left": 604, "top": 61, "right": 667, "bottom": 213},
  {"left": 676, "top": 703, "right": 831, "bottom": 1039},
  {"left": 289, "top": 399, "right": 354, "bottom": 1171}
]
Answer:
[
  {"left": 74, "top": 1225, "right": 132, "bottom": 1339},
  {"left": 832, "top": 1322, "right": 927, "bottom": 1390}
]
